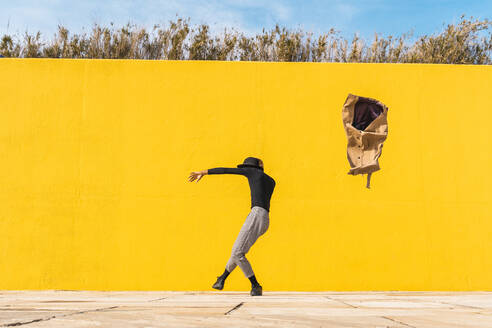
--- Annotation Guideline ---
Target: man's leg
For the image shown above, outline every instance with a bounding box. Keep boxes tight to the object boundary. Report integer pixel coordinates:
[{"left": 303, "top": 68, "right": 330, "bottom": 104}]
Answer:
[
  {"left": 212, "top": 210, "right": 256, "bottom": 290},
  {"left": 225, "top": 207, "right": 269, "bottom": 294},
  {"left": 226, "top": 208, "right": 259, "bottom": 277}
]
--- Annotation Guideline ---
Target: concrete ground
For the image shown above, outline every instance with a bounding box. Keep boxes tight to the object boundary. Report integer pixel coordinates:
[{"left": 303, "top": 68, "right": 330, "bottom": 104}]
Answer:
[{"left": 1, "top": 291, "right": 492, "bottom": 327}]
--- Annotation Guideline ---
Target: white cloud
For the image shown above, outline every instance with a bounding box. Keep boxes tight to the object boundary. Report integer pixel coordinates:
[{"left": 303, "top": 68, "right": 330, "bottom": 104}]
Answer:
[
  {"left": 0, "top": 0, "right": 392, "bottom": 39},
  {"left": 0, "top": 0, "right": 298, "bottom": 37},
  {"left": 269, "top": 2, "right": 291, "bottom": 21},
  {"left": 334, "top": 2, "right": 359, "bottom": 21}
]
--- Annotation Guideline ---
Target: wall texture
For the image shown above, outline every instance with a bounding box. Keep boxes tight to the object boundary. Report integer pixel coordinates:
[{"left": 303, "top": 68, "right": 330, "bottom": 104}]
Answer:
[{"left": 0, "top": 59, "right": 490, "bottom": 291}]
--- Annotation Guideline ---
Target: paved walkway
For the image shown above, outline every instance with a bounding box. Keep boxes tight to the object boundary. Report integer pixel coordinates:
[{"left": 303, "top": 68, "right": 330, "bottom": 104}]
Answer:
[{"left": 1, "top": 291, "right": 492, "bottom": 327}]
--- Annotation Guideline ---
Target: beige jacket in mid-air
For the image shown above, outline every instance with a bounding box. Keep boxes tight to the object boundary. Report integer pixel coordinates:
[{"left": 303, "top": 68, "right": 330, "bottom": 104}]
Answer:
[{"left": 342, "top": 94, "right": 388, "bottom": 187}]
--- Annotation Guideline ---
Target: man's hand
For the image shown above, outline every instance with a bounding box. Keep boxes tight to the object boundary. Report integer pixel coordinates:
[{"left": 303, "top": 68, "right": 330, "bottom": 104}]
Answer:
[{"left": 188, "top": 170, "right": 207, "bottom": 183}]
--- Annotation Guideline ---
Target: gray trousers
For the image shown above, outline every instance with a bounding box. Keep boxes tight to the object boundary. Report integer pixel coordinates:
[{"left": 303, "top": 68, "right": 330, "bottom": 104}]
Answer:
[{"left": 225, "top": 206, "right": 269, "bottom": 278}]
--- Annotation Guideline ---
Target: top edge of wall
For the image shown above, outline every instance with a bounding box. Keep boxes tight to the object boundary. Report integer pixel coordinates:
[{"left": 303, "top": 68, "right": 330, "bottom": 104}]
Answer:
[{"left": 1, "top": 58, "right": 491, "bottom": 67}]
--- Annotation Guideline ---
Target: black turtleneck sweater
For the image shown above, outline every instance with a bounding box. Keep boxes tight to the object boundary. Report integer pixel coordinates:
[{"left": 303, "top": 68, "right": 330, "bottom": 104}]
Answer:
[{"left": 207, "top": 167, "right": 276, "bottom": 212}]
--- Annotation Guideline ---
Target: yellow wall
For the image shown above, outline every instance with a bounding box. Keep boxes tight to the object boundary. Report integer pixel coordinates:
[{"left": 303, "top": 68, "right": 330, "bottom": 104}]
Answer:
[{"left": 0, "top": 59, "right": 491, "bottom": 291}]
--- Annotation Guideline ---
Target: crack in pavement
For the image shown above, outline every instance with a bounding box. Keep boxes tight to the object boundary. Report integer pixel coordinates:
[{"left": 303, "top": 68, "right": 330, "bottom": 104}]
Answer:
[
  {"left": 325, "top": 296, "right": 357, "bottom": 308},
  {"left": 438, "top": 301, "right": 483, "bottom": 310},
  {"left": 224, "top": 302, "right": 244, "bottom": 315},
  {"left": 381, "top": 316, "right": 416, "bottom": 328},
  {"left": 1, "top": 306, "right": 118, "bottom": 327}
]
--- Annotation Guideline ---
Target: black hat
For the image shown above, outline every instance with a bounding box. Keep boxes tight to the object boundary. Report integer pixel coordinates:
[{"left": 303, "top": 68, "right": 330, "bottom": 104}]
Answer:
[{"left": 237, "top": 157, "right": 263, "bottom": 170}]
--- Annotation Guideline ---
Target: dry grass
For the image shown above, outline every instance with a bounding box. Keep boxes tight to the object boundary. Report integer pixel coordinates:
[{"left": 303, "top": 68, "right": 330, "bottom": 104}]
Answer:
[{"left": 1, "top": 16, "right": 491, "bottom": 64}]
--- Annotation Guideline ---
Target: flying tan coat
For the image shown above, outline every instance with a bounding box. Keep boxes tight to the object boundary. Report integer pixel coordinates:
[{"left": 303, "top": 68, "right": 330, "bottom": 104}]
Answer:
[{"left": 342, "top": 94, "right": 388, "bottom": 187}]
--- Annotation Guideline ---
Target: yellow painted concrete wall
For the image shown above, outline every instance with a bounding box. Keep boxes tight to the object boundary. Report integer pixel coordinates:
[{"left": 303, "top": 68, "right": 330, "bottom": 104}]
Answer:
[{"left": 0, "top": 59, "right": 491, "bottom": 291}]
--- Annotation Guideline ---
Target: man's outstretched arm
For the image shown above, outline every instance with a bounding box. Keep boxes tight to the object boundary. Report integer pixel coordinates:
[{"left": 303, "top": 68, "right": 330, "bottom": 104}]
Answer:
[
  {"left": 208, "top": 167, "right": 247, "bottom": 175},
  {"left": 188, "top": 167, "right": 247, "bottom": 183}
]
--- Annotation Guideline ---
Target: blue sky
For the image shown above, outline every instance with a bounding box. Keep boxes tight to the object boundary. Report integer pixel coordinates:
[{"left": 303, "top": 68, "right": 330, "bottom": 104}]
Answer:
[{"left": 0, "top": 0, "right": 490, "bottom": 40}]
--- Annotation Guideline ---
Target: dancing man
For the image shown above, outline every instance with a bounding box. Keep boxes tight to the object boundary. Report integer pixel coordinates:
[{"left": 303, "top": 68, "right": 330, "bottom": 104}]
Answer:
[{"left": 188, "top": 157, "right": 276, "bottom": 296}]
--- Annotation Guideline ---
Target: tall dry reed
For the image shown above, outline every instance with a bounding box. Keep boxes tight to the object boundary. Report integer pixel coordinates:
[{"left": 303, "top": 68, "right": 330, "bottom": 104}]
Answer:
[{"left": 1, "top": 16, "right": 490, "bottom": 64}]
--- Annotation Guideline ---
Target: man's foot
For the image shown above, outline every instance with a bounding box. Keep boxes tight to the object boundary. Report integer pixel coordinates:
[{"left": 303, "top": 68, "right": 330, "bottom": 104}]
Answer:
[
  {"left": 212, "top": 276, "right": 225, "bottom": 290},
  {"left": 250, "top": 285, "right": 262, "bottom": 296}
]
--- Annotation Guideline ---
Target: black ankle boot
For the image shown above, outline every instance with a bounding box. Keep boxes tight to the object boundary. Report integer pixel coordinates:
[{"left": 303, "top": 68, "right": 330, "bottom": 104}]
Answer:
[
  {"left": 212, "top": 269, "right": 230, "bottom": 290},
  {"left": 212, "top": 276, "right": 226, "bottom": 290},
  {"left": 250, "top": 285, "right": 262, "bottom": 296}
]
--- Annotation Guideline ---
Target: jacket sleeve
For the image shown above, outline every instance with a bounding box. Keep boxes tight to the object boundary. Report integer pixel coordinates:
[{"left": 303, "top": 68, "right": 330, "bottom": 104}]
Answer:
[{"left": 208, "top": 167, "right": 248, "bottom": 176}]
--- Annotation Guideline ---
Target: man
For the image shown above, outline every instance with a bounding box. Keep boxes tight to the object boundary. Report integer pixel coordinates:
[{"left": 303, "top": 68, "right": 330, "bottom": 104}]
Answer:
[{"left": 188, "top": 157, "right": 276, "bottom": 296}]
